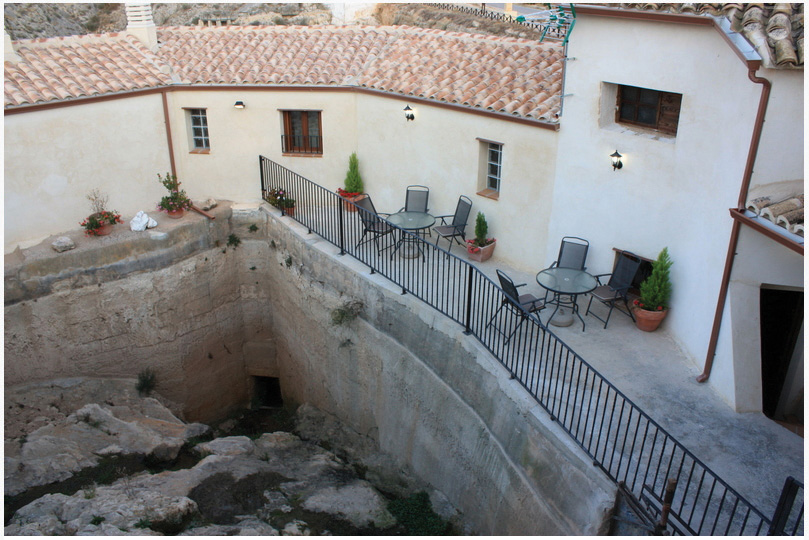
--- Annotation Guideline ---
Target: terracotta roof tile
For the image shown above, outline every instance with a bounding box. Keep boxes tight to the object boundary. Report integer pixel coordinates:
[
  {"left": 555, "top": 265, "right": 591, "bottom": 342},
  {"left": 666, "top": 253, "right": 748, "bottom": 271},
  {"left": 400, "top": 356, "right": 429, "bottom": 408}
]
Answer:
[
  {"left": 5, "top": 25, "right": 564, "bottom": 122},
  {"left": 4, "top": 33, "right": 172, "bottom": 107}
]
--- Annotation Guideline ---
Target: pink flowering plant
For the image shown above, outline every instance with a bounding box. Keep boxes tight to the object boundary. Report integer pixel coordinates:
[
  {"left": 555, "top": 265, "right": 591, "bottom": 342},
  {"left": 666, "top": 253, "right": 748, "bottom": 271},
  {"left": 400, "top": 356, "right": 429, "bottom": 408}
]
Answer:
[
  {"left": 634, "top": 247, "right": 672, "bottom": 311},
  {"left": 266, "top": 188, "right": 296, "bottom": 209},
  {"left": 466, "top": 212, "right": 495, "bottom": 254},
  {"left": 156, "top": 172, "right": 192, "bottom": 213}
]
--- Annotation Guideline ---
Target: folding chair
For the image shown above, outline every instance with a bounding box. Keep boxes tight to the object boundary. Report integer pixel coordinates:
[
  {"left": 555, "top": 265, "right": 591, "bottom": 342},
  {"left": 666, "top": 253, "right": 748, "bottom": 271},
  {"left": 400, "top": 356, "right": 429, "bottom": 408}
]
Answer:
[
  {"left": 433, "top": 195, "right": 472, "bottom": 254},
  {"left": 585, "top": 251, "right": 642, "bottom": 328},
  {"left": 487, "top": 269, "right": 545, "bottom": 344},
  {"left": 354, "top": 195, "right": 393, "bottom": 254}
]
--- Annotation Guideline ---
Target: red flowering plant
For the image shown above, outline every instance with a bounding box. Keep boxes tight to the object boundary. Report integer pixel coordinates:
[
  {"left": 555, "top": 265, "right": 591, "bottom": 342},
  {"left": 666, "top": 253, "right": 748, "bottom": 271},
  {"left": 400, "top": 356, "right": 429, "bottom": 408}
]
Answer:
[
  {"left": 466, "top": 212, "right": 495, "bottom": 254},
  {"left": 156, "top": 172, "right": 192, "bottom": 213},
  {"left": 633, "top": 247, "right": 673, "bottom": 312},
  {"left": 81, "top": 210, "right": 122, "bottom": 236},
  {"left": 80, "top": 188, "right": 122, "bottom": 236}
]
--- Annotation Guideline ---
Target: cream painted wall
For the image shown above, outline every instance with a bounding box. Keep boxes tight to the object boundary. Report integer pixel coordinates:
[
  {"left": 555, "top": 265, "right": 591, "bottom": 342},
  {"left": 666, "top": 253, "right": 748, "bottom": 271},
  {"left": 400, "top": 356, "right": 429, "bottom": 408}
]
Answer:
[
  {"left": 354, "top": 93, "right": 560, "bottom": 272},
  {"left": 4, "top": 94, "right": 170, "bottom": 252},
  {"left": 554, "top": 15, "right": 803, "bottom": 410},
  {"left": 166, "top": 89, "right": 359, "bottom": 204}
]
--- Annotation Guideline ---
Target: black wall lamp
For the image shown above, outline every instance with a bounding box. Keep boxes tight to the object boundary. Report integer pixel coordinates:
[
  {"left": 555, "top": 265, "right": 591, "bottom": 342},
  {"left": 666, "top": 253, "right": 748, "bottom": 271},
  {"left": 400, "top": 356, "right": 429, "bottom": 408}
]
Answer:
[
  {"left": 404, "top": 105, "right": 415, "bottom": 121},
  {"left": 234, "top": 100, "right": 246, "bottom": 109},
  {"left": 610, "top": 150, "right": 623, "bottom": 170}
]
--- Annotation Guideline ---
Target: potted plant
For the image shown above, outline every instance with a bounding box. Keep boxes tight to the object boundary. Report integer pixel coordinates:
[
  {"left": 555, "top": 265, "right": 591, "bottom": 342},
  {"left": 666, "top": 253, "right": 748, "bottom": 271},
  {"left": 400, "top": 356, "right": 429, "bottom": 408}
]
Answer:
[
  {"left": 466, "top": 212, "right": 496, "bottom": 262},
  {"left": 266, "top": 188, "right": 296, "bottom": 217},
  {"left": 80, "top": 188, "right": 122, "bottom": 236},
  {"left": 633, "top": 247, "right": 673, "bottom": 332},
  {"left": 156, "top": 172, "right": 192, "bottom": 219},
  {"left": 337, "top": 152, "right": 364, "bottom": 212}
]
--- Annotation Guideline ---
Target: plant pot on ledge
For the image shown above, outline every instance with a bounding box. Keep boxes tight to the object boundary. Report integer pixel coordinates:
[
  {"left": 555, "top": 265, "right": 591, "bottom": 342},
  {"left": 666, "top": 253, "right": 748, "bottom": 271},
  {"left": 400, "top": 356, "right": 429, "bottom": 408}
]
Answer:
[
  {"left": 634, "top": 307, "right": 668, "bottom": 332},
  {"left": 338, "top": 191, "right": 364, "bottom": 213},
  {"left": 467, "top": 240, "right": 496, "bottom": 262},
  {"left": 166, "top": 208, "right": 185, "bottom": 219}
]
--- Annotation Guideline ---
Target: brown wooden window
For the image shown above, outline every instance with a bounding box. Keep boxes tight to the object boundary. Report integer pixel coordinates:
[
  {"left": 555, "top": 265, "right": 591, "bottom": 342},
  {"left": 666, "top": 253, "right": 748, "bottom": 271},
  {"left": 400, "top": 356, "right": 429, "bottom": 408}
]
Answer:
[
  {"left": 616, "top": 85, "right": 682, "bottom": 136},
  {"left": 281, "top": 110, "right": 322, "bottom": 155}
]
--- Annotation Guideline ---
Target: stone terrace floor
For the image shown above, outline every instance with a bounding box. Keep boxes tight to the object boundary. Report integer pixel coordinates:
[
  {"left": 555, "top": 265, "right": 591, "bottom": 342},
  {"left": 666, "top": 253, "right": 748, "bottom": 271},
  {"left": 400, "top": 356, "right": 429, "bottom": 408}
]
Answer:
[{"left": 273, "top": 204, "right": 804, "bottom": 526}]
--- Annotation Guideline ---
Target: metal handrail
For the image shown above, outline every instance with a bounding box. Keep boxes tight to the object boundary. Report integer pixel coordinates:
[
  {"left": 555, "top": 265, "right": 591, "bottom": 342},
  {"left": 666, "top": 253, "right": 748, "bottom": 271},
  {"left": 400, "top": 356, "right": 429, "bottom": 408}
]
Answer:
[{"left": 259, "top": 156, "right": 803, "bottom": 536}]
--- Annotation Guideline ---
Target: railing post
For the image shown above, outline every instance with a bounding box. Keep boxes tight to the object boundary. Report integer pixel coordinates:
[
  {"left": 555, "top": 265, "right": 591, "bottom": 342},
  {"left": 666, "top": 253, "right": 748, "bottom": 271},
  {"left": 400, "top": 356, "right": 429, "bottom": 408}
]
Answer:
[
  {"left": 464, "top": 264, "right": 474, "bottom": 334},
  {"left": 654, "top": 478, "right": 677, "bottom": 535},
  {"left": 259, "top": 155, "right": 265, "bottom": 199},
  {"left": 337, "top": 196, "right": 346, "bottom": 256},
  {"left": 768, "top": 476, "right": 802, "bottom": 535}
]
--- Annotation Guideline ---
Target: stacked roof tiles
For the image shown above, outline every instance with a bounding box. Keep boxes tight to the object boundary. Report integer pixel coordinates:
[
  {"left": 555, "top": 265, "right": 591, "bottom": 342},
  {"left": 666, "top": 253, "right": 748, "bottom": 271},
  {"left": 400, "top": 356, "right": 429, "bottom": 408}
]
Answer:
[
  {"left": 616, "top": 3, "right": 804, "bottom": 69},
  {"left": 747, "top": 194, "right": 805, "bottom": 237},
  {"left": 4, "top": 25, "right": 565, "bottom": 122}
]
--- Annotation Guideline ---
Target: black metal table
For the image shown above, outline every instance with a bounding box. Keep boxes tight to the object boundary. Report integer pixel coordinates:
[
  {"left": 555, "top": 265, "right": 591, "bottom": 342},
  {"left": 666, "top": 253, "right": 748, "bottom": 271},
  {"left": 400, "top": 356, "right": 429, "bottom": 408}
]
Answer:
[
  {"left": 387, "top": 211, "right": 435, "bottom": 259},
  {"left": 536, "top": 267, "right": 598, "bottom": 331}
]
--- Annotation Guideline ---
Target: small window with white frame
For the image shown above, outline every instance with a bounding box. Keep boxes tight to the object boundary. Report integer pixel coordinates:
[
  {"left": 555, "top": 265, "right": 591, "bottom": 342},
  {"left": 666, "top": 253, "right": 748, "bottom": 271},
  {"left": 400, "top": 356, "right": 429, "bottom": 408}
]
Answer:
[
  {"left": 185, "top": 108, "right": 210, "bottom": 152},
  {"left": 476, "top": 138, "right": 502, "bottom": 200}
]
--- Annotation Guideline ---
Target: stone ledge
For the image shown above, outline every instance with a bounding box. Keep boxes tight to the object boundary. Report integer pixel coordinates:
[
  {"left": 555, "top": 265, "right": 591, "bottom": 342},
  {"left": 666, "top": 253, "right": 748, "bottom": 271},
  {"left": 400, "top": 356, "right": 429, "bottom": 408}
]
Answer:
[{"left": 4, "top": 204, "right": 234, "bottom": 305}]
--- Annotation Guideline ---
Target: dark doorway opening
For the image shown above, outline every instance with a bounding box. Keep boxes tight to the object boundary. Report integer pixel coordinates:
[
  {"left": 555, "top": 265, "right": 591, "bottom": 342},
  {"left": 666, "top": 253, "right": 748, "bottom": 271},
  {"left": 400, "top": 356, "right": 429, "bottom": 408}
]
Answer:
[
  {"left": 253, "top": 376, "right": 283, "bottom": 408},
  {"left": 760, "top": 287, "right": 803, "bottom": 431}
]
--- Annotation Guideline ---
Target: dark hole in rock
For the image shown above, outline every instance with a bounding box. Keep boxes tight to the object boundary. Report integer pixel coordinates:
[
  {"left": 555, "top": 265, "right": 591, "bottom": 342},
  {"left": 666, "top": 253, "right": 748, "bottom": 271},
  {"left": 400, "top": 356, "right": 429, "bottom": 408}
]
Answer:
[{"left": 254, "top": 376, "right": 283, "bottom": 407}]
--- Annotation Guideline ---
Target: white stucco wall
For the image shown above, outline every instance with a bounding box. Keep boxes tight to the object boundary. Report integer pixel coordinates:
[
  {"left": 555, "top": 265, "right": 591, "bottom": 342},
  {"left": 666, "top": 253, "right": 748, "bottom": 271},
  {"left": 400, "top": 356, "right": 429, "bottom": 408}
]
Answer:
[
  {"left": 713, "top": 227, "right": 804, "bottom": 411},
  {"left": 354, "top": 93, "right": 560, "bottom": 272},
  {"left": 4, "top": 94, "right": 170, "bottom": 252},
  {"left": 553, "top": 14, "right": 802, "bottom": 409},
  {"left": 165, "top": 89, "right": 359, "bottom": 204}
]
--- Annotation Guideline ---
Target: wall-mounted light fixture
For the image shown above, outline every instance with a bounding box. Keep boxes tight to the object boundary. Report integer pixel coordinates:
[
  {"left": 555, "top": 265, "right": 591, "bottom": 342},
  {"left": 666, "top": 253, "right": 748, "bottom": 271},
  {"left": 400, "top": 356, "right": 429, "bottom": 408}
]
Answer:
[
  {"left": 404, "top": 105, "right": 415, "bottom": 121},
  {"left": 234, "top": 100, "right": 246, "bottom": 109},
  {"left": 610, "top": 150, "right": 623, "bottom": 170}
]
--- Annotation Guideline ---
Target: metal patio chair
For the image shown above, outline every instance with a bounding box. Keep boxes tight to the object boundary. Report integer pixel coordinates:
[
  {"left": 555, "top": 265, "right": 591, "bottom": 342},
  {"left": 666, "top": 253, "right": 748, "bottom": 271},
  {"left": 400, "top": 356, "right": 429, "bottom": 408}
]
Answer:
[
  {"left": 355, "top": 195, "right": 393, "bottom": 254},
  {"left": 545, "top": 236, "right": 590, "bottom": 300},
  {"left": 433, "top": 195, "right": 472, "bottom": 253},
  {"left": 585, "top": 251, "right": 642, "bottom": 328},
  {"left": 487, "top": 269, "right": 545, "bottom": 344},
  {"left": 400, "top": 185, "right": 430, "bottom": 237}
]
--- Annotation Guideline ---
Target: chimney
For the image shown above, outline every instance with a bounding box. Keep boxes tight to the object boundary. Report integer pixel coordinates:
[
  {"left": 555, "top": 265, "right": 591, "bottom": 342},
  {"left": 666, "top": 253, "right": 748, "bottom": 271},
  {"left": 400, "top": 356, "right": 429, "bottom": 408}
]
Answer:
[
  {"left": 125, "top": 2, "right": 158, "bottom": 52},
  {"left": 5, "top": 30, "right": 21, "bottom": 62}
]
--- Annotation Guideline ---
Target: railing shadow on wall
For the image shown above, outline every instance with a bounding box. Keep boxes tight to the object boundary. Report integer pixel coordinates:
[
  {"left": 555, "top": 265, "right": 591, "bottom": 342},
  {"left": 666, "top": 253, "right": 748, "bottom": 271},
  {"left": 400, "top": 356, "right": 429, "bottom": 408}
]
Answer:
[{"left": 259, "top": 155, "right": 803, "bottom": 536}]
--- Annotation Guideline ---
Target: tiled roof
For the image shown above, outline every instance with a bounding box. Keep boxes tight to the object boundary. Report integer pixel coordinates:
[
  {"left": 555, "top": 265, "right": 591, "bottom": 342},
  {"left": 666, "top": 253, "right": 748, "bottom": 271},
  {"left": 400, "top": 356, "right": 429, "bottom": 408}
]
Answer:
[
  {"left": 5, "top": 25, "right": 565, "bottom": 122},
  {"left": 610, "top": 3, "right": 804, "bottom": 69},
  {"left": 747, "top": 194, "right": 805, "bottom": 236},
  {"left": 4, "top": 33, "right": 173, "bottom": 107}
]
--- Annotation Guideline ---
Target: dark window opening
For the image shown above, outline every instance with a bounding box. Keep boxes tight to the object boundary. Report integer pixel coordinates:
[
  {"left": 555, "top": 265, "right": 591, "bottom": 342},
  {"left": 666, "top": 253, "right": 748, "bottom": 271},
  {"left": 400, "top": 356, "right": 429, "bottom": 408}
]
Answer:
[
  {"left": 760, "top": 288, "right": 803, "bottom": 429},
  {"left": 616, "top": 85, "right": 682, "bottom": 136},
  {"left": 282, "top": 110, "right": 322, "bottom": 155},
  {"left": 188, "top": 108, "right": 210, "bottom": 149},
  {"left": 253, "top": 376, "right": 283, "bottom": 408}
]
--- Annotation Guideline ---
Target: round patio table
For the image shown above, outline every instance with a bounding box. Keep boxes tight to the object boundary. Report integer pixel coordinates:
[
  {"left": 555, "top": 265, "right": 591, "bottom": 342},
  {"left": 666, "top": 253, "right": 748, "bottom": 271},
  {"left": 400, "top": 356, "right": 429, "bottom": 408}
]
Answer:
[
  {"left": 536, "top": 267, "right": 598, "bottom": 331},
  {"left": 387, "top": 211, "right": 435, "bottom": 259}
]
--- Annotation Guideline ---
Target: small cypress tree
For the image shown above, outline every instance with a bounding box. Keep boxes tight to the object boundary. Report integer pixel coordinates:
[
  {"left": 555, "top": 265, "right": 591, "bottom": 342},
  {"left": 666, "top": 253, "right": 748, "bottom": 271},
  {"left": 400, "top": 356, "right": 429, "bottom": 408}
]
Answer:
[
  {"left": 638, "top": 247, "right": 673, "bottom": 311},
  {"left": 343, "top": 152, "right": 364, "bottom": 194},
  {"left": 474, "top": 212, "right": 489, "bottom": 246}
]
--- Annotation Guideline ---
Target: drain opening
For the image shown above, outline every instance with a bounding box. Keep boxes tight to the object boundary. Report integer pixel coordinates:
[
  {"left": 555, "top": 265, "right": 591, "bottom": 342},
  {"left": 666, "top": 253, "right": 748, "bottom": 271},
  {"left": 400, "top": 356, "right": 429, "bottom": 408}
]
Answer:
[{"left": 253, "top": 376, "right": 283, "bottom": 408}]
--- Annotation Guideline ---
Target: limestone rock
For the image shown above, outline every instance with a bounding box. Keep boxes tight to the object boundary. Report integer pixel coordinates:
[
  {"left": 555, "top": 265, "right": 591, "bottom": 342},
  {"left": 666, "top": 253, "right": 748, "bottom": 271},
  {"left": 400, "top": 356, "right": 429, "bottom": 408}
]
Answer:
[
  {"left": 200, "top": 198, "right": 218, "bottom": 211},
  {"left": 51, "top": 236, "right": 76, "bottom": 252},
  {"left": 282, "top": 519, "right": 311, "bottom": 535},
  {"left": 195, "top": 436, "right": 255, "bottom": 457},
  {"left": 130, "top": 210, "right": 158, "bottom": 231},
  {"left": 302, "top": 480, "right": 396, "bottom": 529}
]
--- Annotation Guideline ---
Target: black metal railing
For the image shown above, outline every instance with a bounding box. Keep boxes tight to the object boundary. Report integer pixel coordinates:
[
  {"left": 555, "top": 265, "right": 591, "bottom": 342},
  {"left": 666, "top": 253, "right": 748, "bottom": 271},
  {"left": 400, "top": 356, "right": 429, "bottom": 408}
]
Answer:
[
  {"left": 281, "top": 134, "right": 323, "bottom": 155},
  {"left": 258, "top": 156, "right": 803, "bottom": 536}
]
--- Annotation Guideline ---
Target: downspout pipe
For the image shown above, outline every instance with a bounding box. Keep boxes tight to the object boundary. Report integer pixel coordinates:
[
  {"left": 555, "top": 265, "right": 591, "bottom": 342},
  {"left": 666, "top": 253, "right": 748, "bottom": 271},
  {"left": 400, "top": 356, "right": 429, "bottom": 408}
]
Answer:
[
  {"left": 161, "top": 89, "right": 177, "bottom": 177},
  {"left": 697, "top": 68, "right": 771, "bottom": 383}
]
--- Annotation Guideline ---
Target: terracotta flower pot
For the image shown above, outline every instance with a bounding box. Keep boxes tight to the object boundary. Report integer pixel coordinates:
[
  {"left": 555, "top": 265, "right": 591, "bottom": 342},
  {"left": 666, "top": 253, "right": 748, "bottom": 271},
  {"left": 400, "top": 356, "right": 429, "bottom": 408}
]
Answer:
[
  {"left": 634, "top": 307, "right": 668, "bottom": 332},
  {"left": 284, "top": 206, "right": 296, "bottom": 218},
  {"left": 341, "top": 193, "right": 365, "bottom": 212},
  {"left": 166, "top": 208, "right": 185, "bottom": 219},
  {"left": 95, "top": 223, "right": 113, "bottom": 236},
  {"left": 467, "top": 240, "right": 496, "bottom": 262}
]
